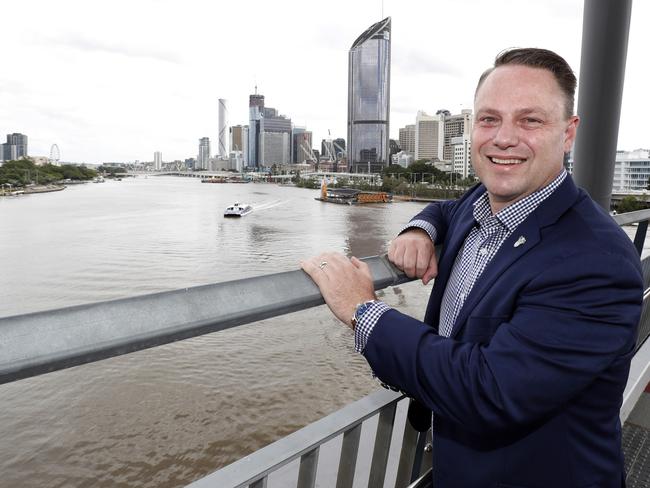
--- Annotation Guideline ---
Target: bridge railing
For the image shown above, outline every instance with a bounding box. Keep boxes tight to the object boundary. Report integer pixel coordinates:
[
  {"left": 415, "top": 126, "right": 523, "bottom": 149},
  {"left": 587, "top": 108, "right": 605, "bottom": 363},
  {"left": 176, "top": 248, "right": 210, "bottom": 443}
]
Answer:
[{"left": 1, "top": 210, "right": 650, "bottom": 487}]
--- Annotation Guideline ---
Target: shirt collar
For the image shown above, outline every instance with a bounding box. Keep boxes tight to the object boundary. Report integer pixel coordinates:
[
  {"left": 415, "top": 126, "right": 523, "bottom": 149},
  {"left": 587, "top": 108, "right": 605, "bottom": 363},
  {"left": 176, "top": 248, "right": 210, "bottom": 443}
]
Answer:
[{"left": 473, "top": 169, "right": 567, "bottom": 231}]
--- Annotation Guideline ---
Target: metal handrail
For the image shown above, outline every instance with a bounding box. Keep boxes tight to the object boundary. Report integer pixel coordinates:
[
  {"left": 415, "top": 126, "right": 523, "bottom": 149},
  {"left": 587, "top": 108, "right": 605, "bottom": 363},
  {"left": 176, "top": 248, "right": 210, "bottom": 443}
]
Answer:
[
  {"left": 612, "top": 208, "right": 650, "bottom": 226},
  {"left": 612, "top": 208, "right": 650, "bottom": 256},
  {"left": 0, "top": 255, "right": 413, "bottom": 385}
]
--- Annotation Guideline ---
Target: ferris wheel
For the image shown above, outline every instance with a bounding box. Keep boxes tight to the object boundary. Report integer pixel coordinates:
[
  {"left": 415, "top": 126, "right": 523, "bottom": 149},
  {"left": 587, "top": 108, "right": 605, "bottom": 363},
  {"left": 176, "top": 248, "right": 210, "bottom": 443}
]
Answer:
[{"left": 49, "top": 144, "right": 60, "bottom": 165}]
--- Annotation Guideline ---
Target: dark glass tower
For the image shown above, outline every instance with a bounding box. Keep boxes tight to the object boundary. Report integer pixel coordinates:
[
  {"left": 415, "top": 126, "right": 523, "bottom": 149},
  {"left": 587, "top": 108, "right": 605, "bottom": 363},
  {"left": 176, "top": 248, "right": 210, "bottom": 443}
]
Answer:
[{"left": 347, "top": 17, "right": 391, "bottom": 173}]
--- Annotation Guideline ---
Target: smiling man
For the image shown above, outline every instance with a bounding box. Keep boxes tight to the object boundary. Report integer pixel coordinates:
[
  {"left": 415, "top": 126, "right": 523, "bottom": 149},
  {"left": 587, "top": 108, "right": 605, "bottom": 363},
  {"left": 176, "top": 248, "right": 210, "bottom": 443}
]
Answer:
[{"left": 302, "top": 48, "right": 643, "bottom": 487}]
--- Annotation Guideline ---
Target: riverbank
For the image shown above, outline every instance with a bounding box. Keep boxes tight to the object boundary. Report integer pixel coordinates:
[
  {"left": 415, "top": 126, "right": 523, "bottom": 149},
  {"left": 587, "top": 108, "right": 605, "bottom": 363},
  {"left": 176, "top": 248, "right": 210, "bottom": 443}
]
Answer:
[{"left": 0, "top": 184, "right": 66, "bottom": 196}]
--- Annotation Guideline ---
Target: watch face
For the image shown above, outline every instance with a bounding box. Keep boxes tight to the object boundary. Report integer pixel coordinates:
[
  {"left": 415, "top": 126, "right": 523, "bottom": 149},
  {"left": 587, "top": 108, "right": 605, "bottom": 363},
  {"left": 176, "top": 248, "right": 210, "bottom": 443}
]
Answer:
[{"left": 355, "top": 302, "right": 373, "bottom": 319}]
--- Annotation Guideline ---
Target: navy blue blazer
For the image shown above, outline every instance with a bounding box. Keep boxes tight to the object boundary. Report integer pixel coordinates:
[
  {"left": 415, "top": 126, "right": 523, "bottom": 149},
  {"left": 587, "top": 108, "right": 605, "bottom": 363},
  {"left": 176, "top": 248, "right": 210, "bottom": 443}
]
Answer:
[{"left": 364, "top": 176, "right": 643, "bottom": 487}]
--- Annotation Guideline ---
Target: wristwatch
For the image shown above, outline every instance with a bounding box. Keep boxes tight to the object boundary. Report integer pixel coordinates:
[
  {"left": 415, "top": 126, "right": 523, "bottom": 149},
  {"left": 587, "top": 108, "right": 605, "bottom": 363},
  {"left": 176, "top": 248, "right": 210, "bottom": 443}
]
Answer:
[{"left": 350, "top": 300, "right": 378, "bottom": 329}]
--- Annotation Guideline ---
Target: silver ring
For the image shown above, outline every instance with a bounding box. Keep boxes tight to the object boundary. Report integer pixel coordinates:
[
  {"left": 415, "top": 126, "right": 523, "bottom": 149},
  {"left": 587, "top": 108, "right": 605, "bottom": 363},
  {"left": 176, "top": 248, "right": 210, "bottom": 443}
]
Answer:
[{"left": 319, "top": 261, "right": 328, "bottom": 269}]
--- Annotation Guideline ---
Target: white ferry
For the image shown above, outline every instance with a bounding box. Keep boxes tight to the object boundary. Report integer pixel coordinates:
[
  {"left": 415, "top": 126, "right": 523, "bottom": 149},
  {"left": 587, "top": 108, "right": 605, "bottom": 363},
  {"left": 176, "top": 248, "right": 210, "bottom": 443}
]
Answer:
[{"left": 224, "top": 202, "right": 253, "bottom": 217}]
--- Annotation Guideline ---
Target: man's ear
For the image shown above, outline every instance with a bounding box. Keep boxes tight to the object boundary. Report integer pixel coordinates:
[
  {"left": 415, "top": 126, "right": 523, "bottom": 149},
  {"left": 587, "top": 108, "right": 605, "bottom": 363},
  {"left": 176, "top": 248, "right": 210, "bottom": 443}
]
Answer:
[{"left": 563, "top": 116, "right": 580, "bottom": 153}]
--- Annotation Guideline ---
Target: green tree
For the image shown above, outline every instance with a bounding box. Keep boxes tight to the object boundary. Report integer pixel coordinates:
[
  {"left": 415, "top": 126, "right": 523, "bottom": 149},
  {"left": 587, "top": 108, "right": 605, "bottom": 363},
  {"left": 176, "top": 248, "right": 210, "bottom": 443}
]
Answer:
[{"left": 617, "top": 195, "right": 645, "bottom": 213}]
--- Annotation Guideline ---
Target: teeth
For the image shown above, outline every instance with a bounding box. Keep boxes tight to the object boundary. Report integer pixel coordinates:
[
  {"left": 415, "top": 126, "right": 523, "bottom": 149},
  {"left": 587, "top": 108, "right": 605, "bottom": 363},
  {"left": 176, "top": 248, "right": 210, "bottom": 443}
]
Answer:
[{"left": 490, "top": 157, "right": 525, "bottom": 165}]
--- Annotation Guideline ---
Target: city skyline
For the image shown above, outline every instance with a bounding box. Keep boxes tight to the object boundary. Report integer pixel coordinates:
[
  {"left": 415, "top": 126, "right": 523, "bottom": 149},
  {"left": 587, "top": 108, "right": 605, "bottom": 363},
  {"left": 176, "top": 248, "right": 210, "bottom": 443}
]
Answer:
[{"left": 1, "top": 0, "right": 649, "bottom": 164}]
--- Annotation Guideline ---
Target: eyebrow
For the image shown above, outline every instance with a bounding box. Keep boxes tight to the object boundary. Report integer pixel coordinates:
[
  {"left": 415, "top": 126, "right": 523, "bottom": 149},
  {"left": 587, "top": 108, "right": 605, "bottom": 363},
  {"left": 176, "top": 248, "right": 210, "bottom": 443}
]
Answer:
[{"left": 476, "top": 107, "right": 551, "bottom": 117}]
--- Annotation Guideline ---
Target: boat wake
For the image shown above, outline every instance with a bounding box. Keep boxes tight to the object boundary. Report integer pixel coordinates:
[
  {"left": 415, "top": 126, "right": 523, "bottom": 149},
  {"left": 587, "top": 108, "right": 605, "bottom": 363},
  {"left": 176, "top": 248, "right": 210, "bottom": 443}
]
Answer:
[{"left": 250, "top": 199, "right": 287, "bottom": 211}]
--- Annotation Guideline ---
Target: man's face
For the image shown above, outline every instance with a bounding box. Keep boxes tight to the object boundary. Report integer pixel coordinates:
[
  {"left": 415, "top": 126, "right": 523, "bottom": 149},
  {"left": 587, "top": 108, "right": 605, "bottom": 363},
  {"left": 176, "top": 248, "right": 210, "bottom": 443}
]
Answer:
[{"left": 472, "top": 65, "right": 579, "bottom": 213}]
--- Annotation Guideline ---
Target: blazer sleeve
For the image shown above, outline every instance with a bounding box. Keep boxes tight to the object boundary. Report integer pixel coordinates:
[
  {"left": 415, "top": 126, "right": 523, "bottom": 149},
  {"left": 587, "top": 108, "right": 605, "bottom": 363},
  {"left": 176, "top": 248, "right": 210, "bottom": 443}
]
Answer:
[{"left": 363, "top": 250, "right": 643, "bottom": 435}]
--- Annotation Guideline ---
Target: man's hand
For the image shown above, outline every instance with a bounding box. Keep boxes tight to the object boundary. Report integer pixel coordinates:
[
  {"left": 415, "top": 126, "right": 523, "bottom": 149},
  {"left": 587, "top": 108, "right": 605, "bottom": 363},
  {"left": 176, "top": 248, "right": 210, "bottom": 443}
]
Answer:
[
  {"left": 388, "top": 228, "right": 438, "bottom": 285},
  {"left": 300, "top": 252, "right": 376, "bottom": 328}
]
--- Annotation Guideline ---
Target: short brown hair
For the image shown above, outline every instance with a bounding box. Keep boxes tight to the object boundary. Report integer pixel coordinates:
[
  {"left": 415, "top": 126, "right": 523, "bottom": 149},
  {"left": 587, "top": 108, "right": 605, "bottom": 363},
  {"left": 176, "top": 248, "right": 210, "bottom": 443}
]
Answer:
[{"left": 475, "top": 48, "right": 577, "bottom": 119}]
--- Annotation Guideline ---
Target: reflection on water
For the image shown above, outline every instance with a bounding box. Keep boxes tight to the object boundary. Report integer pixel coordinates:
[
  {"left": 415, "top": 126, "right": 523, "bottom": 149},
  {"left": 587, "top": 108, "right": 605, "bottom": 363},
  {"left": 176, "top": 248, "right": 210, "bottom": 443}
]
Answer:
[{"left": 0, "top": 177, "right": 432, "bottom": 487}]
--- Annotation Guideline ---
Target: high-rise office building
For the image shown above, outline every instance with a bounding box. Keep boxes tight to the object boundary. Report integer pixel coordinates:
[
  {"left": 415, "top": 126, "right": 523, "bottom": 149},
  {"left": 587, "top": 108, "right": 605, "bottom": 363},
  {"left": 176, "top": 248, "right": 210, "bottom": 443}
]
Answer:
[
  {"left": 198, "top": 137, "right": 210, "bottom": 170},
  {"left": 399, "top": 125, "right": 415, "bottom": 156},
  {"left": 230, "top": 124, "right": 249, "bottom": 167},
  {"left": 241, "top": 126, "right": 249, "bottom": 166},
  {"left": 248, "top": 92, "right": 292, "bottom": 167},
  {"left": 154, "top": 151, "right": 162, "bottom": 170},
  {"left": 230, "top": 125, "right": 245, "bottom": 153},
  {"left": 414, "top": 111, "right": 443, "bottom": 161},
  {"left": 261, "top": 107, "right": 292, "bottom": 165},
  {"left": 263, "top": 132, "right": 290, "bottom": 165},
  {"left": 443, "top": 109, "right": 472, "bottom": 161},
  {"left": 248, "top": 93, "right": 264, "bottom": 168},
  {"left": 218, "top": 99, "right": 228, "bottom": 159},
  {"left": 1, "top": 133, "right": 28, "bottom": 161},
  {"left": 347, "top": 17, "right": 391, "bottom": 173},
  {"left": 292, "top": 128, "right": 313, "bottom": 164}
]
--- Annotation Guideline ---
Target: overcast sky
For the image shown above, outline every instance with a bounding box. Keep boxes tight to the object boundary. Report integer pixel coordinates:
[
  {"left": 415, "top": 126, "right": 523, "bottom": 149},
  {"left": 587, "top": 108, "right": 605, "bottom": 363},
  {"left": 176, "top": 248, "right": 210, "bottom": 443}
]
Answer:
[{"left": 1, "top": 0, "right": 648, "bottom": 164}]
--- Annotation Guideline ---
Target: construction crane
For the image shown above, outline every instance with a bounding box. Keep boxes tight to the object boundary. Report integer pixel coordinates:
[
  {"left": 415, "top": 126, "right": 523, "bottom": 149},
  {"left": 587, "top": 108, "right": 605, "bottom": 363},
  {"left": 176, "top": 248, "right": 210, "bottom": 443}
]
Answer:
[
  {"left": 332, "top": 141, "right": 346, "bottom": 158},
  {"left": 323, "top": 130, "right": 335, "bottom": 163},
  {"left": 300, "top": 143, "right": 318, "bottom": 165}
]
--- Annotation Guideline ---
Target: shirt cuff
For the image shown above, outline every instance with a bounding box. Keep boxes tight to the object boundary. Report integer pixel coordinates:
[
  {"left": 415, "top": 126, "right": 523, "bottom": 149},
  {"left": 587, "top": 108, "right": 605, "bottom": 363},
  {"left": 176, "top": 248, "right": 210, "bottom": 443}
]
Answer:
[
  {"left": 354, "top": 301, "right": 392, "bottom": 353},
  {"left": 399, "top": 219, "right": 437, "bottom": 243}
]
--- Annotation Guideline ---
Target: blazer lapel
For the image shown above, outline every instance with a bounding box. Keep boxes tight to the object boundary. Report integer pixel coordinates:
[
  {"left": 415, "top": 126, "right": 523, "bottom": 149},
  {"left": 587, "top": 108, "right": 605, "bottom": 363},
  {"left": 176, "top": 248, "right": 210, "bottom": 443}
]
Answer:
[
  {"left": 449, "top": 217, "right": 541, "bottom": 338},
  {"left": 424, "top": 198, "right": 478, "bottom": 327}
]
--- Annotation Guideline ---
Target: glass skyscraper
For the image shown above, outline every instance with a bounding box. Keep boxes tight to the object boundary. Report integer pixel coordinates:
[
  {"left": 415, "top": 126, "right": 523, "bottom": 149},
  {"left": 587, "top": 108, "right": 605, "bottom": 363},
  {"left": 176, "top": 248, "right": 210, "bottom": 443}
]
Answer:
[{"left": 347, "top": 17, "right": 391, "bottom": 173}]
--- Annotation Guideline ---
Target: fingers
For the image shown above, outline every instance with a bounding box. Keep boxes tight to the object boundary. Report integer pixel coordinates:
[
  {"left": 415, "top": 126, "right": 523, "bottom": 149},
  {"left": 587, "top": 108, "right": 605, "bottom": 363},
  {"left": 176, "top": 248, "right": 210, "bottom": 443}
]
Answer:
[
  {"left": 388, "top": 238, "right": 406, "bottom": 271},
  {"left": 351, "top": 256, "right": 372, "bottom": 280},
  {"left": 300, "top": 256, "right": 331, "bottom": 285},
  {"left": 387, "top": 229, "right": 435, "bottom": 280},
  {"left": 421, "top": 251, "right": 439, "bottom": 285}
]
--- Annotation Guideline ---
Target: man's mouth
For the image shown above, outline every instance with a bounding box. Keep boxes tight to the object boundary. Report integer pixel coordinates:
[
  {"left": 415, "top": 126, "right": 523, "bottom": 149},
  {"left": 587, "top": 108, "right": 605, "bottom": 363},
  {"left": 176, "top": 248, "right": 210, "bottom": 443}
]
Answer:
[{"left": 489, "top": 157, "right": 526, "bottom": 165}]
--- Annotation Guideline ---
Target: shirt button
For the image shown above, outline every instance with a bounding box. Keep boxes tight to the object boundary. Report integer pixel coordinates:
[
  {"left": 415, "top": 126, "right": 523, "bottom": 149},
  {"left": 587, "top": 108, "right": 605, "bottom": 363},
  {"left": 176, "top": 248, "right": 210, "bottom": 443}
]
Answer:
[{"left": 479, "top": 248, "right": 488, "bottom": 256}]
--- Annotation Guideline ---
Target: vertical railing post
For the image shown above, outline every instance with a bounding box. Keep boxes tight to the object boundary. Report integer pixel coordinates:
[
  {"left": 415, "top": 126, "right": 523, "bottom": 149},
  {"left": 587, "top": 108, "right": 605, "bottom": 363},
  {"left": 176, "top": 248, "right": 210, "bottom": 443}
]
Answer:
[
  {"left": 634, "top": 221, "right": 648, "bottom": 256},
  {"left": 297, "top": 447, "right": 319, "bottom": 488},
  {"left": 368, "top": 403, "right": 397, "bottom": 487},
  {"left": 336, "top": 423, "right": 362, "bottom": 488},
  {"left": 572, "top": 0, "right": 633, "bottom": 210},
  {"left": 395, "top": 417, "right": 419, "bottom": 487}
]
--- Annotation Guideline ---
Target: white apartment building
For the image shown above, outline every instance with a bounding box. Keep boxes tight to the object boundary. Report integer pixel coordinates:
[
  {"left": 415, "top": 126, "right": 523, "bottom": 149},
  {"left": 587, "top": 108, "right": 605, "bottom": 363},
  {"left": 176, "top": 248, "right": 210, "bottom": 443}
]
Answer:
[
  {"left": 154, "top": 151, "right": 162, "bottom": 170},
  {"left": 452, "top": 135, "right": 473, "bottom": 178},
  {"left": 612, "top": 149, "right": 650, "bottom": 192},
  {"left": 197, "top": 138, "right": 210, "bottom": 170},
  {"left": 414, "top": 111, "right": 443, "bottom": 161}
]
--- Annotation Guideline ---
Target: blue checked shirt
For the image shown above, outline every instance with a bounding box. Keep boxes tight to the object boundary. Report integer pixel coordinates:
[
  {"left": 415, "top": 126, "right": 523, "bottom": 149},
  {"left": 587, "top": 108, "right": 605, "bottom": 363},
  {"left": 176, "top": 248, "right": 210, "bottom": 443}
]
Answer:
[{"left": 354, "top": 170, "right": 567, "bottom": 352}]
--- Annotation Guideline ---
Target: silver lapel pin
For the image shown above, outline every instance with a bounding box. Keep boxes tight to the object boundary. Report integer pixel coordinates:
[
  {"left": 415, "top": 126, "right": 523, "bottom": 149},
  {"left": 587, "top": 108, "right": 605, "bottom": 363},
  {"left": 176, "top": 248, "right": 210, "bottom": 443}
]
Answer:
[{"left": 514, "top": 236, "right": 526, "bottom": 248}]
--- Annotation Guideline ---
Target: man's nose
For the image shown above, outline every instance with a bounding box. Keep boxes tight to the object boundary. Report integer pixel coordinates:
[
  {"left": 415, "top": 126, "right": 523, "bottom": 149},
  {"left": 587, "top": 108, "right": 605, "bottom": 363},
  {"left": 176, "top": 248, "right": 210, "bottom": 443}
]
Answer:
[{"left": 492, "top": 122, "right": 519, "bottom": 148}]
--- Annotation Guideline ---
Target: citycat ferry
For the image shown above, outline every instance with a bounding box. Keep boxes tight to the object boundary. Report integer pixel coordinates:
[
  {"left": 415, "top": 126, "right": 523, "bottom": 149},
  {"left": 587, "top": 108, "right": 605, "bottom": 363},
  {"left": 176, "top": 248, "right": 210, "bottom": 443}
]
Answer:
[{"left": 224, "top": 202, "right": 253, "bottom": 217}]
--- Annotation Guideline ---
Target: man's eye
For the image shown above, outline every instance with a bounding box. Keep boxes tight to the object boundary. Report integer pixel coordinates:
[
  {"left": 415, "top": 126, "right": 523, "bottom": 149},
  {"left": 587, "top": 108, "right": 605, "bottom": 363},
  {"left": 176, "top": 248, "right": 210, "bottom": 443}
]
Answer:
[
  {"left": 523, "top": 118, "right": 542, "bottom": 126},
  {"left": 479, "top": 117, "right": 497, "bottom": 124}
]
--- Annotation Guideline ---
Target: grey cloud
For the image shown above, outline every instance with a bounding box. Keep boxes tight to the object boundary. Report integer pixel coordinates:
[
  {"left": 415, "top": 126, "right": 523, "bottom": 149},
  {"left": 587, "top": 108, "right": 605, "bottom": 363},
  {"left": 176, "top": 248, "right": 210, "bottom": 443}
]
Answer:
[{"left": 42, "top": 35, "right": 182, "bottom": 64}]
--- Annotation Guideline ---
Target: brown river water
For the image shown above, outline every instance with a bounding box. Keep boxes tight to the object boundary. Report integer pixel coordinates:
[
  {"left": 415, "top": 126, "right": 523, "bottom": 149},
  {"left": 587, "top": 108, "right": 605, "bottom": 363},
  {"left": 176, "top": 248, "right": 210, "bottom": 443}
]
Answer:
[{"left": 0, "top": 176, "right": 434, "bottom": 487}]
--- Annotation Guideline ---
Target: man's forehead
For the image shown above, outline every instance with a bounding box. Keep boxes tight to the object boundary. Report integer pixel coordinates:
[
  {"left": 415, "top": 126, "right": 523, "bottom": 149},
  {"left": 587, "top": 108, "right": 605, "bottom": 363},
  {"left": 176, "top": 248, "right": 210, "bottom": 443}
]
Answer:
[
  {"left": 477, "top": 65, "right": 560, "bottom": 92},
  {"left": 474, "top": 66, "right": 564, "bottom": 112}
]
